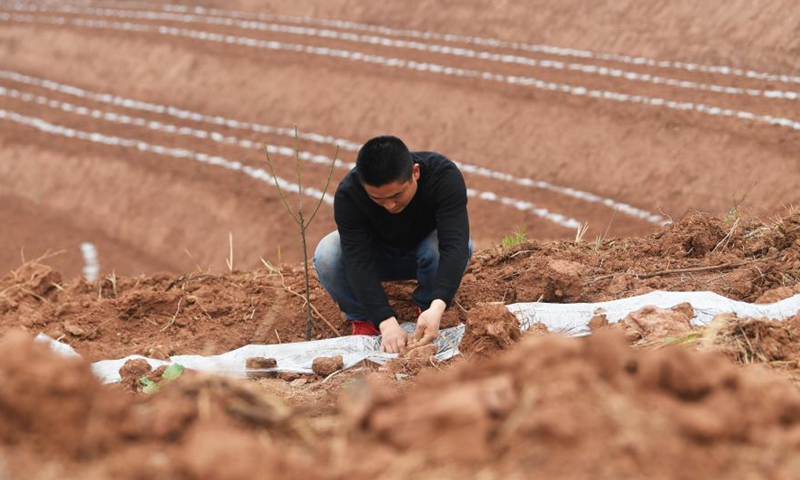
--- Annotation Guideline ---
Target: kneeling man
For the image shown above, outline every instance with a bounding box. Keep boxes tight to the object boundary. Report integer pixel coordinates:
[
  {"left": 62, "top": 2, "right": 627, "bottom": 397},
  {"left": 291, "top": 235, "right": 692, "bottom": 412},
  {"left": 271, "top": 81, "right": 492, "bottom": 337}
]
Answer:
[{"left": 314, "top": 135, "right": 472, "bottom": 353}]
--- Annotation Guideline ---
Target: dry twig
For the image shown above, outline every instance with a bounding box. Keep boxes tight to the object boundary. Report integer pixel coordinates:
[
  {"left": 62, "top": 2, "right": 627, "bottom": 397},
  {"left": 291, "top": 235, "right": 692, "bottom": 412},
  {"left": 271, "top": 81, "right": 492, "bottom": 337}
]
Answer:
[
  {"left": 586, "top": 255, "right": 778, "bottom": 284},
  {"left": 712, "top": 217, "right": 739, "bottom": 253},
  {"left": 160, "top": 297, "right": 183, "bottom": 332}
]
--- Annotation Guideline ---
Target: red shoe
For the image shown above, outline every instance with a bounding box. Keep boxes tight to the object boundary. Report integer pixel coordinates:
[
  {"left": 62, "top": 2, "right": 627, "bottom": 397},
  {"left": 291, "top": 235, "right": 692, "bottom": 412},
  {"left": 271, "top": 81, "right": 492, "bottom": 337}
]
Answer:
[{"left": 351, "top": 320, "right": 380, "bottom": 336}]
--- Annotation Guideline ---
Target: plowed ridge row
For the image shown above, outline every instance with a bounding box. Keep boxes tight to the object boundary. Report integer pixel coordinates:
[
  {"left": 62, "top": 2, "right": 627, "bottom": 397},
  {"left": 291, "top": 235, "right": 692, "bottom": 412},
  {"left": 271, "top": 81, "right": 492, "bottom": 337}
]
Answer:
[
  {"left": 46, "top": 0, "right": 800, "bottom": 85},
  {"left": 0, "top": 88, "right": 584, "bottom": 229},
  {"left": 0, "top": 69, "right": 666, "bottom": 225},
  {"left": 2, "top": 9, "right": 795, "bottom": 226},
  {"left": 0, "top": 109, "right": 334, "bottom": 203},
  {"left": 6, "top": 3, "right": 800, "bottom": 101},
  {"left": 2, "top": 12, "right": 798, "bottom": 135}
]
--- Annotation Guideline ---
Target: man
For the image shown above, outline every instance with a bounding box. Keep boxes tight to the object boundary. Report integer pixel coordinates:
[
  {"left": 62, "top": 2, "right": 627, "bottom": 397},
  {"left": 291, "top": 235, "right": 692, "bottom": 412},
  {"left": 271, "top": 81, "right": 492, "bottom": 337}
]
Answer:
[{"left": 314, "top": 135, "right": 472, "bottom": 354}]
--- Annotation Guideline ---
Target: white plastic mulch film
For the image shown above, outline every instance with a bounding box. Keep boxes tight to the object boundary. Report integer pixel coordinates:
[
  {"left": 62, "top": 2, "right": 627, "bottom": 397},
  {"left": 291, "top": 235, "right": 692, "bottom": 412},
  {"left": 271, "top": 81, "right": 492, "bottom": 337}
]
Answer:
[{"left": 34, "top": 291, "right": 800, "bottom": 384}]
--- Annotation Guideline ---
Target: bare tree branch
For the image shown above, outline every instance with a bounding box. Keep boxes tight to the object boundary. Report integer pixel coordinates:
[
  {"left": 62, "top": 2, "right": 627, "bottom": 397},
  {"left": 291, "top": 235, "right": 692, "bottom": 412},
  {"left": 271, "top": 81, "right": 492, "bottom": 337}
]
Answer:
[
  {"left": 264, "top": 149, "right": 301, "bottom": 226},
  {"left": 307, "top": 145, "right": 339, "bottom": 225}
]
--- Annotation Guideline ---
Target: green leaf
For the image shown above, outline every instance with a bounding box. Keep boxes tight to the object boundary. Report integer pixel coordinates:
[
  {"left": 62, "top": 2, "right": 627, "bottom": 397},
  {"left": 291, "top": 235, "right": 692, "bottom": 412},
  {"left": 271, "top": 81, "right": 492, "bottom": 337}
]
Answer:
[
  {"left": 142, "top": 382, "right": 161, "bottom": 395},
  {"left": 162, "top": 363, "right": 184, "bottom": 380},
  {"left": 139, "top": 377, "right": 155, "bottom": 387}
]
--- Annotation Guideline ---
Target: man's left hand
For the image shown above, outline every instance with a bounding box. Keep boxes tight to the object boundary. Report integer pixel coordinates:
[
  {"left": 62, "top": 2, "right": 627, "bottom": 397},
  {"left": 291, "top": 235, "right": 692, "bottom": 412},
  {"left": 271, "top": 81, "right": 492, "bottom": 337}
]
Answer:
[{"left": 409, "top": 299, "right": 446, "bottom": 348}]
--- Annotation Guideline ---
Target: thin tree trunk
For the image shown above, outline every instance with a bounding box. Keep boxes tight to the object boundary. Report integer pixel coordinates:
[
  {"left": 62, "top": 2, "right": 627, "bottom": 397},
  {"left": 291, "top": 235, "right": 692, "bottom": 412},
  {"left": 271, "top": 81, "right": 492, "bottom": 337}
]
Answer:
[{"left": 299, "top": 213, "right": 314, "bottom": 340}]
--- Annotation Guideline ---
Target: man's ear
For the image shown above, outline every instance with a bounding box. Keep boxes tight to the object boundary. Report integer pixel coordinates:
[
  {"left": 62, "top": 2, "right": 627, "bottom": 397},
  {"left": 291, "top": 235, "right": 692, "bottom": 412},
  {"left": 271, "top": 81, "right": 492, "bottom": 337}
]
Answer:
[{"left": 412, "top": 163, "right": 421, "bottom": 181}]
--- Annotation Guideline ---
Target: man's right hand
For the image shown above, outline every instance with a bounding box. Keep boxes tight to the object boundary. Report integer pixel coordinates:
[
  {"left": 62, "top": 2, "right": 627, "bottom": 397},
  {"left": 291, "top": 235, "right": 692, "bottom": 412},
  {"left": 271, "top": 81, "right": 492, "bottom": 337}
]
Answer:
[{"left": 379, "top": 317, "right": 408, "bottom": 354}]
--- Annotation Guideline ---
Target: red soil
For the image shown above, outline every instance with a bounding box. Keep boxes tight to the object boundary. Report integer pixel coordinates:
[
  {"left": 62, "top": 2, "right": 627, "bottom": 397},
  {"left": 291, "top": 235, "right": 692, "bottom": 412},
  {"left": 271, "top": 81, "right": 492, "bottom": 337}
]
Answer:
[
  {"left": 0, "top": 0, "right": 798, "bottom": 279},
  {"left": 5, "top": 321, "right": 800, "bottom": 479},
  {"left": 1, "top": 211, "right": 798, "bottom": 362},
  {"left": 459, "top": 301, "right": 522, "bottom": 359},
  {"left": 2, "top": 1, "right": 800, "bottom": 477}
]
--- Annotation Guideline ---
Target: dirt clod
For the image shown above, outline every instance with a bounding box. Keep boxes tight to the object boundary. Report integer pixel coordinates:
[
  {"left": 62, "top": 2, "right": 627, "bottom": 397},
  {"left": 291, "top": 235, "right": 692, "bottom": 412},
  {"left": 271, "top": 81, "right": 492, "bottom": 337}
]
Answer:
[
  {"left": 382, "top": 344, "right": 440, "bottom": 377},
  {"left": 460, "top": 302, "right": 521, "bottom": 358},
  {"left": 246, "top": 357, "right": 278, "bottom": 379},
  {"left": 312, "top": 355, "right": 344, "bottom": 377},
  {"left": 616, "top": 304, "right": 695, "bottom": 343},
  {"left": 119, "top": 358, "right": 152, "bottom": 392}
]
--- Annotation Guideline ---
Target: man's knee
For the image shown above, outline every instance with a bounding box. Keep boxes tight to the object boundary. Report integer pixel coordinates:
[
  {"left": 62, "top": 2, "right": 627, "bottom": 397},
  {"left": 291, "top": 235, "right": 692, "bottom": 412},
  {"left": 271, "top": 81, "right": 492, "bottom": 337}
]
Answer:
[{"left": 313, "top": 231, "right": 343, "bottom": 281}]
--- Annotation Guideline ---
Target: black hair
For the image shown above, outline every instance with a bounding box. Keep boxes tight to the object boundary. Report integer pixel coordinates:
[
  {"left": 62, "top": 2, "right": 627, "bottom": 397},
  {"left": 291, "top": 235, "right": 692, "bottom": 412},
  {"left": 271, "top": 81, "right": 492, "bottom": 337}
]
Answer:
[{"left": 356, "top": 135, "right": 413, "bottom": 187}]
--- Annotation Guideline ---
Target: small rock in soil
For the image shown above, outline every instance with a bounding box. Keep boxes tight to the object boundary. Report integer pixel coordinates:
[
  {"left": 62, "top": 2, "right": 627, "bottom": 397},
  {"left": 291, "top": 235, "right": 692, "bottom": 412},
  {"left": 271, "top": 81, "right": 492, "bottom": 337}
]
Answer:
[
  {"left": 290, "top": 378, "right": 308, "bottom": 387},
  {"left": 63, "top": 321, "right": 87, "bottom": 337},
  {"left": 246, "top": 357, "right": 278, "bottom": 379},
  {"left": 312, "top": 355, "right": 344, "bottom": 376},
  {"left": 278, "top": 372, "right": 301, "bottom": 382},
  {"left": 174, "top": 315, "right": 191, "bottom": 327}
]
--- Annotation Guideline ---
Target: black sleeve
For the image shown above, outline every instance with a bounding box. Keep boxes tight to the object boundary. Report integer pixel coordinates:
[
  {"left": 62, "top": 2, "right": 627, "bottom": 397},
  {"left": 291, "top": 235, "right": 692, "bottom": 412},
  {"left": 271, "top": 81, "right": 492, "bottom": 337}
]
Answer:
[
  {"left": 334, "top": 192, "right": 397, "bottom": 327},
  {"left": 432, "top": 167, "right": 470, "bottom": 306}
]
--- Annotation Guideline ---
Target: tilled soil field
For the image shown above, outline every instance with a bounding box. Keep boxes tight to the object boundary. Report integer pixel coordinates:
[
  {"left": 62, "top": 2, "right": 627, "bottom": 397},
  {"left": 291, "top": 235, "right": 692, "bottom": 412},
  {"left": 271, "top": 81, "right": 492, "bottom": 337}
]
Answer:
[
  {"left": 1, "top": 212, "right": 800, "bottom": 479},
  {"left": 2, "top": 1, "right": 800, "bottom": 478},
  {"left": 0, "top": 0, "right": 798, "bottom": 278},
  {"left": 3, "top": 211, "right": 799, "bottom": 361}
]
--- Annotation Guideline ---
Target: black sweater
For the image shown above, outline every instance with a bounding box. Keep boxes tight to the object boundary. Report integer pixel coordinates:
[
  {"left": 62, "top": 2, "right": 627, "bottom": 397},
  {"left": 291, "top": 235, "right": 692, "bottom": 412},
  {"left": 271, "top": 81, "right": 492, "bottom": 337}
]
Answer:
[{"left": 333, "top": 151, "right": 470, "bottom": 326}]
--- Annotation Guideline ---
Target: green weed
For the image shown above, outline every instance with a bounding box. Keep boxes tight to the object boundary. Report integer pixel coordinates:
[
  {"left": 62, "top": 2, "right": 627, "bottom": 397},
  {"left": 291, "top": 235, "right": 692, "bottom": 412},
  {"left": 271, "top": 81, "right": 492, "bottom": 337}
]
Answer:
[
  {"left": 501, "top": 225, "right": 527, "bottom": 248},
  {"left": 139, "top": 363, "right": 185, "bottom": 394}
]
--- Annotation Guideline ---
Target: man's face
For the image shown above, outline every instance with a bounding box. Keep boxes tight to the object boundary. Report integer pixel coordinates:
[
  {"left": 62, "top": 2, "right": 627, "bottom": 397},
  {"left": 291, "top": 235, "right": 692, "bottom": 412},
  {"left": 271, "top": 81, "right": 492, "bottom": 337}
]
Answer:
[{"left": 363, "top": 164, "right": 421, "bottom": 214}]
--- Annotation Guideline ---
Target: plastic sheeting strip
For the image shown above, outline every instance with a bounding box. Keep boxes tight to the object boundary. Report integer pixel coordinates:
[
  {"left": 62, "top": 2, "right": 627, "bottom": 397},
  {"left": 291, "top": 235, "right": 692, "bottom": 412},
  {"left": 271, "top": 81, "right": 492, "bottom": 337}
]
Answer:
[
  {"left": 34, "top": 291, "right": 800, "bottom": 384},
  {"left": 509, "top": 291, "right": 800, "bottom": 336}
]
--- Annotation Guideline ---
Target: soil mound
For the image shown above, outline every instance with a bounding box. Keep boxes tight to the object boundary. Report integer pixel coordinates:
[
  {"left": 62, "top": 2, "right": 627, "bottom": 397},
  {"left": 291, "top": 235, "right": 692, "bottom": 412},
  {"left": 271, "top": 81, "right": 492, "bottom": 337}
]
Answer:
[
  {"left": 710, "top": 312, "right": 800, "bottom": 366},
  {"left": 0, "top": 331, "right": 109, "bottom": 456},
  {"left": 459, "top": 211, "right": 800, "bottom": 306},
  {"left": 6, "top": 327, "right": 800, "bottom": 478},
  {"left": 351, "top": 332, "right": 800, "bottom": 479},
  {"left": 0, "top": 262, "right": 63, "bottom": 320},
  {"left": 0, "top": 267, "right": 351, "bottom": 362},
  {"left": 0, "top": 333, "right": 318, "bottom": 480},
  {"left": 656, "top": 211, "right": 730, "bottom": 258},
  {"left": 756, "top": 285, "right": 800, "bottom": 304},
  {"left": 0, "top": 211, "right": 798, "bottom": 363}
]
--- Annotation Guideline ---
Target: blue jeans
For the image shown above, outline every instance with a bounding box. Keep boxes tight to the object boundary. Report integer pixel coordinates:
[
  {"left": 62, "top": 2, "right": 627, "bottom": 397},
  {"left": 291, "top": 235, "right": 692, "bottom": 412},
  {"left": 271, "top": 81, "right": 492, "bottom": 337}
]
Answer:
[{"left": 313, "top": 230, "right": 473, "bottom": 321}]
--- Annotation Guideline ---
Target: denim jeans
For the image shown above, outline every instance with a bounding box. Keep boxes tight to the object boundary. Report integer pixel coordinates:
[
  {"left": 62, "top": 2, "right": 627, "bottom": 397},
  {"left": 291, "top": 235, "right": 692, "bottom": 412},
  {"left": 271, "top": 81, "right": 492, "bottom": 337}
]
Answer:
[{"left": 313, "top": 230, "right": 473, "bottom": 321}]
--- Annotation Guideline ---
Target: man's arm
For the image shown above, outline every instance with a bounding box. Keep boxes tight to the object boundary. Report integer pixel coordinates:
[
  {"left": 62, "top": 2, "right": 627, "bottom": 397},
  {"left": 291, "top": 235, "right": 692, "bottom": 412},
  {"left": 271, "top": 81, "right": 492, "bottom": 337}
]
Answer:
[
  {"left": 410, "top": 165, "right": 470, "bottom": 348},
  {"left": 335, "top": 192, "right": 410, "bottom": 353},
  {"left": 430, "top": 165, "right": 470, "bottom": 306},
  {"left": 335, "top": 194, "right": 397, "bottom": 325}
]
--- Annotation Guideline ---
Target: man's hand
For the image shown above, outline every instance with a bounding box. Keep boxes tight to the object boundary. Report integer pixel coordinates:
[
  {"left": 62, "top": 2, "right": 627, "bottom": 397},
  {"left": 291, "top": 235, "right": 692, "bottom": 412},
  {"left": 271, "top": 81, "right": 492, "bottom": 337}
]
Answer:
[
  {"left": 379, "top": 317, "right": 408, "bottom": 354},
  {"left": 409, "top": 299, "right": 446, "bottom": 348}
]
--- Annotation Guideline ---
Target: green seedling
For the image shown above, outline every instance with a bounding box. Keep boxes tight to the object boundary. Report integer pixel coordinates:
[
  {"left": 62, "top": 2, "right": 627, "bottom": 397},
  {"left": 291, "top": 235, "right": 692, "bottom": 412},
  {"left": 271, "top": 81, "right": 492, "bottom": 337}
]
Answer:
[
  {"left": 593, "top": 235, "right": 604, "bottom": 252},
  {"left": 139, "top": 363, "right": 185, "bottom": 394},
  {"left": 501, "top": 225, "right": 527, "bottom": 248}
]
